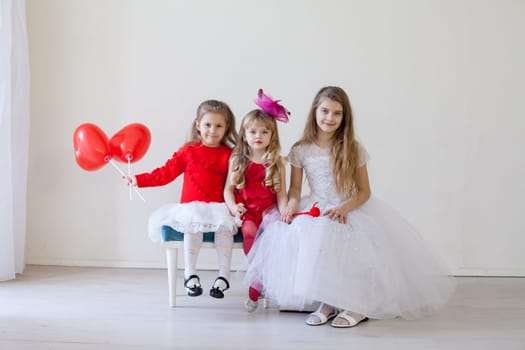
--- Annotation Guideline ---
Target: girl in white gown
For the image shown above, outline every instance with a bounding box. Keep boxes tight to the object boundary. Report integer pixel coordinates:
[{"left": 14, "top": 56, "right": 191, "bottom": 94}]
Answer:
[{"left": 244, "top": 86, "right": 456, "bottom": 328}]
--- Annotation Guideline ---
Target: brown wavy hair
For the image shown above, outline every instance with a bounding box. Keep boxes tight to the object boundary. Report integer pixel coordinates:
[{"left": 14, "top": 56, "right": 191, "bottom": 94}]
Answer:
[
  {"left": 189, "top": 100, "right": 237, "bottom": 149},
  {"left": 230, "top": 109, "right": 284, "bottom": 191},
  {"left": 295, "top": 86, "right": 358, "bottom": 197}
]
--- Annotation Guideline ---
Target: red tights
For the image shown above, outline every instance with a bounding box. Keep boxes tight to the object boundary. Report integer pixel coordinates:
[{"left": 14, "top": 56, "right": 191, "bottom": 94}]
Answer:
[
  {"left": 241, "top": 220, "right": 258, "bottom": 255},
  {"left": 242, "top": 220, "right": 263, "bottom": 301}
]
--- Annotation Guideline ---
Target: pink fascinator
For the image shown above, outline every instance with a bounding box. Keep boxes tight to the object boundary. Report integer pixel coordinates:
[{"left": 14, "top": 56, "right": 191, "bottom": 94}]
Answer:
[{"left": 254, "top": 89, "right": 290, "bottom": 123}]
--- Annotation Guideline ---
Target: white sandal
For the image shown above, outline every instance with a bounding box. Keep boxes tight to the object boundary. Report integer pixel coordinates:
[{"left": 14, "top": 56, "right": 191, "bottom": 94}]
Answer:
[
  {"left": 305, "top": 304, "right": 338, "bottom": 326},
  {"left": 331, "top": 310, "right": 369, "bottom": 328},
  {"left": 245, "top": 298, "right": 258, "bottom": 313}
]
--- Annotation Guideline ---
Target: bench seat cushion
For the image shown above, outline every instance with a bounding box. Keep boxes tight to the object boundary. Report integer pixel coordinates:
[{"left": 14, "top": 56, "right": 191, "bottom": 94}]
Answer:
[{"left": 162, "top": 225, "right": 243, "bottom": 243}]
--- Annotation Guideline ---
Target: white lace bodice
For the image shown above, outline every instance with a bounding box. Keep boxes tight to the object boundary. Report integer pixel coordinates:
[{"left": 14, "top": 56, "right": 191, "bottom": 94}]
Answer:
[{"left": 288, "top": 142, "right": 369, "bottom": 209}]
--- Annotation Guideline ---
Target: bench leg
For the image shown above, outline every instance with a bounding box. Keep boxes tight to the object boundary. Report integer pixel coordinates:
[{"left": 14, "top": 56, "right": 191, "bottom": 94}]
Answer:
[{"left": 166, "top": 247, "right": 178, "bottom": 307}]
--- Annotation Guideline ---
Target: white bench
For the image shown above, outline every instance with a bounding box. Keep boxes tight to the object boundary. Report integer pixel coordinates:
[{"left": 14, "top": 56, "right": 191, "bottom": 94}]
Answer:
[{"left": 161, "top": 226, "right": 244, "bottom": 307}]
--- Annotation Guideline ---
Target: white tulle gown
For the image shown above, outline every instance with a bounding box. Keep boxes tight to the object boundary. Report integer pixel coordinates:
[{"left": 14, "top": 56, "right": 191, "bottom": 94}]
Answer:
[{"left": 244, "top": 143, "right": 456, "bottom": 320}]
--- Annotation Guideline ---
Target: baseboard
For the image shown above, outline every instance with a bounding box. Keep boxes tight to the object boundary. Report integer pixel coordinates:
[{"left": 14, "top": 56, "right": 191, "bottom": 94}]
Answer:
[
  {"left": 25, "top": 259, "right": 525, "bottom": 277},
  {"left": 25, "top": 258, "right": 165, "bottom": 269},
  {"left": 451, "top": 267, "right": 525, "bottom": 277},
  {"left": 25, "top": 255, "right": 247, "bottom": 271}
]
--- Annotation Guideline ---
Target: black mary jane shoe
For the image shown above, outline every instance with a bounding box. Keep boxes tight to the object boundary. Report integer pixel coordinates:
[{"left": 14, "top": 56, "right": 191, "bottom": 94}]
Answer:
[
  {"left": 209, "top": 276, "right": 230, "bottom": 299},
  {"left": 184, "top": 274, "right": 203, "bottom": 297}
]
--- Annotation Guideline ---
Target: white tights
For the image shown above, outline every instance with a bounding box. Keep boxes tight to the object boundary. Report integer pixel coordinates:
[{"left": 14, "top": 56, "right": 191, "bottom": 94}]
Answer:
[{"left": 183, "top": 229, "right": 233, "bottom": 281}]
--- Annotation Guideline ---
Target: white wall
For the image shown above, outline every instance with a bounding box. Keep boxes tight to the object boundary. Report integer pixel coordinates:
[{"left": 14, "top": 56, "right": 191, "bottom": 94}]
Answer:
[{"left": 25, "top": 0, "right": 525, "bottom": 276}]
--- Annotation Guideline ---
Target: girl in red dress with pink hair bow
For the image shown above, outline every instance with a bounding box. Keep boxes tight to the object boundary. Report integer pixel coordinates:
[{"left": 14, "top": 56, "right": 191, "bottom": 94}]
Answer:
[{"left": 224, "top": 89, "right": 289, "bottom": 312}]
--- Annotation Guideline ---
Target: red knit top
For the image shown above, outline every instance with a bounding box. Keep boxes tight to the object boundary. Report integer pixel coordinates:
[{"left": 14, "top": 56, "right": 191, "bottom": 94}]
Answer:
[{"left": 135, "top": 142, "right": 232, "bottom": 203}]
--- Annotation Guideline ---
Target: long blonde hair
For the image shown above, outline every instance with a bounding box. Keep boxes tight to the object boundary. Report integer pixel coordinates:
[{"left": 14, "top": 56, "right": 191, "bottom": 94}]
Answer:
[
  {"left": 295, "top": 86, "right": 358, "bottom": 197},
  {"left": 189, "top": 100, "right": 237, "bottom": 149},
  {"left": 230, "top": 109, "right": 284, "bottom": 191}
]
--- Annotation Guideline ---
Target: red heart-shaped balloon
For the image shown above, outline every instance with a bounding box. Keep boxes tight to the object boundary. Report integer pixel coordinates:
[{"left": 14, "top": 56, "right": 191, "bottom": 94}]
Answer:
[
  {"left": 109, "top": 123, "right": 151, "bottom": 163},
  {"left": 73, "top": 123, "right": 111, "bottom": 171}
]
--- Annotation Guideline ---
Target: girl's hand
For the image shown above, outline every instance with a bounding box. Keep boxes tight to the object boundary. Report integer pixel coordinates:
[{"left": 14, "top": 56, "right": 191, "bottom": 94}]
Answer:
[
  {"left": 123, "top": 175, "right": 136, "bottom": 187},
  {"left": 232, "top": 203, "right": 247, "bottom": 217},
  {"left": 282, "top": 203, "right": 298, "bottom": 224},
  {"left": 324, "top": 206, "right": 348, "bottom": 224},
  {"left": 280, "top": 210, "right": 291, "bottom": 223}
]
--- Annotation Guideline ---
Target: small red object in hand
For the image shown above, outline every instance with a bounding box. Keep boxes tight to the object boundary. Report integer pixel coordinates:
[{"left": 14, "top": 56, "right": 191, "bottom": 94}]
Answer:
[{"left": 293, "top": 202, "right": 320, "bottom": 217}]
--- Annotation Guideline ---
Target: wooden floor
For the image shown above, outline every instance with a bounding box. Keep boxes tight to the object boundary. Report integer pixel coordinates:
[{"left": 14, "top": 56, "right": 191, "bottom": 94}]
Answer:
[{"left": 1, "top": 265, "right": 524, "bottom": 350}]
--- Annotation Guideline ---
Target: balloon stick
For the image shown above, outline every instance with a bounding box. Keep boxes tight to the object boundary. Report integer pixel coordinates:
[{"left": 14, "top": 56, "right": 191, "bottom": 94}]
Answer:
[
  {"left": 109, "top": 158, "right": 146, "bottom": 203},
  {"left": 108, "top": 158, "right": 126, "bottom": 177},
  {"left": 127, "top": 157, "right": 132, "bottom": 200}
]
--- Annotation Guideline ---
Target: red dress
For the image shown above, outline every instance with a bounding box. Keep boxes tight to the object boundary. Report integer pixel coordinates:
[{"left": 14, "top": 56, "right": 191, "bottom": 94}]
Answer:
[
  {"left": 136, "top": 142, "right": 237, "bottom": 242},
  {"left": 236, "top": 161, "right": 277, "bottom": 228},
  {"left": 136, "top": 142, "right": 231, "bottom": 203}
]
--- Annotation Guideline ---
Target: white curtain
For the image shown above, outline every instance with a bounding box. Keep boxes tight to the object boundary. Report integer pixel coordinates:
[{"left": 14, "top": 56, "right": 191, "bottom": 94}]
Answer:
[{"left": 0, "top": 0, "right": 29, "bottom": 281}]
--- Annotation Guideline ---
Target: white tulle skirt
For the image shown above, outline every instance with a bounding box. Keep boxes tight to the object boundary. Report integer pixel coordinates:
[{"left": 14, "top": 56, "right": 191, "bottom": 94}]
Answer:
[
  {"left": 244, "top": 197, "right": 456, "bottom": 320},
  {"left": 148, "top": 201, "right": 238, "bottom": 242}
]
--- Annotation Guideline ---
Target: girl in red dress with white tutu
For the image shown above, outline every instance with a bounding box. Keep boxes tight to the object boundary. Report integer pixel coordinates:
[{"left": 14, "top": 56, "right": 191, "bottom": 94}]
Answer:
[
  {"left": 224, "top": 89, "right": 289, "bottom": 312},
  {"left": 126, "top": 100, "right": 238, "bottom": 299}
]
